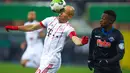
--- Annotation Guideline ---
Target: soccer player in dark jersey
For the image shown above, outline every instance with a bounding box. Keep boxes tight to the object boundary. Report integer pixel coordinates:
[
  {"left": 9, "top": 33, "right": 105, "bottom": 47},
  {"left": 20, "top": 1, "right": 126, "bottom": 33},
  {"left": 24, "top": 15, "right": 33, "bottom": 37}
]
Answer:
[{"left": 88, "top": 10, "right": 125, "bottom": 73}]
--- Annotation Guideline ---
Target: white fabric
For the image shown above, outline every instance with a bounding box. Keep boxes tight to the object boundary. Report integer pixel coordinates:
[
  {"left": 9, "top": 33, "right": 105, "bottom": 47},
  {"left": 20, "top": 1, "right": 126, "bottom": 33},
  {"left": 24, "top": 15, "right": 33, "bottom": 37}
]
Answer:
[{"left": 37, "top": 17, "right": 75, "bottom": 73}]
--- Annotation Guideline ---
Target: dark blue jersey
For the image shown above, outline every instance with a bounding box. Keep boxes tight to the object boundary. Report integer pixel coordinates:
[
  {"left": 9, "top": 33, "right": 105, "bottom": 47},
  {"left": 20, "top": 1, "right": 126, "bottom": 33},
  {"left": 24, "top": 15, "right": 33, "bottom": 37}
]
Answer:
[{"left": 89, "top": 27, "right": 125, "bottom": 66}]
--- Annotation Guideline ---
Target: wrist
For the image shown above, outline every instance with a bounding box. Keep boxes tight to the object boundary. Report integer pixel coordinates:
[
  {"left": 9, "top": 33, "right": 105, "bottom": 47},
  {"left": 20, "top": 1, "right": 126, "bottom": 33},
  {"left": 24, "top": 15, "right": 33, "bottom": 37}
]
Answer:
[
  {"left": 6, "top": 25, "right": 19, "bottom": 30},
  {"left": 12, "top": 26, "right": 19, "bottom": 30}
]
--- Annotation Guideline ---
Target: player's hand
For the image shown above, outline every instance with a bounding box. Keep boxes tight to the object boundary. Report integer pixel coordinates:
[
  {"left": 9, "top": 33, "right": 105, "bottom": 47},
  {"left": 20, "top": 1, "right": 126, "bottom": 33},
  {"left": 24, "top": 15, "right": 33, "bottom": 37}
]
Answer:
[
  {"left": 81, "top": 36, "right": 88, "bottom": 45},
  {"left": 5, "top": 25, "right": 18, "bottom": 32},
  {"left": 99, "top": 59, "right": 109, "bottom": 66},
  {"left": 20, "top": 42, "right": 26, "bottom": 50},
  {"left": 5, "top": 25, "right": 10, "bottom": 32},
  {"left": 88, "top": 60, "right": 94, "bottom": 71}
]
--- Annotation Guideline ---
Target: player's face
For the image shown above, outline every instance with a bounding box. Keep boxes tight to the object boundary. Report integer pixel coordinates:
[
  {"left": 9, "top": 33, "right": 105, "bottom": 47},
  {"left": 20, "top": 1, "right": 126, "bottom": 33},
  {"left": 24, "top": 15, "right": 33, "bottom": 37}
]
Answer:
[
  {"left": 58, "top": 10, "right": 71, "bottom": 23},
  {"left": 28, "top": 11, "right": 36, "bottom": 21},
  {"left": 100, "top": 13, "right": 111, "bottom": 28}
]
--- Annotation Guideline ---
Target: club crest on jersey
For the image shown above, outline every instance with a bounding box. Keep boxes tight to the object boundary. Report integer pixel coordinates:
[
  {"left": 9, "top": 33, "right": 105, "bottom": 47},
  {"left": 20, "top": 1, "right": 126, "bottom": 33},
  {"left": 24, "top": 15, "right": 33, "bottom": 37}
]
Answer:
[
  {"left": 97, "top": 39, "right": 111, "bottom": 48},
  {"left": 108, "top": 37, "right": 115, "bottom": 42}
]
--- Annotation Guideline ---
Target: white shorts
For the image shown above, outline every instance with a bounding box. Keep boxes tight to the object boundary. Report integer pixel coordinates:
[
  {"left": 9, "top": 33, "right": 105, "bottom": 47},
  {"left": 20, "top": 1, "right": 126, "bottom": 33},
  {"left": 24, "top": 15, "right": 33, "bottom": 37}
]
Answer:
[
  {"left": 35, "top": 53, "right": 61, "bottom": 73},
  {"left": 21, "top": 43, "right": 43, "bottom": 65}
]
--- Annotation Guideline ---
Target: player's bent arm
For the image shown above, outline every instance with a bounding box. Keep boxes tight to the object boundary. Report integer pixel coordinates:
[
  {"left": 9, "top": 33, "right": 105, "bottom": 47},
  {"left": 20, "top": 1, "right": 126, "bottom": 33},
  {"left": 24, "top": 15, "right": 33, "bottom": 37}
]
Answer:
[
  {"left": 107, "top": 33, "right": 125, "bottom": 63},
  {"left": 71, "top": 36, "right": 82, "bottom": 46},
  {"left": 69, "top": 31, "right": 88, "bottom": 46}
]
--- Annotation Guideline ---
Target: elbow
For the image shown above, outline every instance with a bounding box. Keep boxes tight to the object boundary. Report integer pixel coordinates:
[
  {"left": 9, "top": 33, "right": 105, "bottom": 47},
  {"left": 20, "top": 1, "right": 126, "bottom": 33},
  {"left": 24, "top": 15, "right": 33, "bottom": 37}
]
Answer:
[
  {"left": 24, "top": 28, "right": 33, "bottom": 32},
  {"left": 119, "top": 53, "right": 124, "bottom": 60},
  {"left": 75, "top": 42, "right": 82, "bottom": 46},
  {"left": 120, "top": 50, "right": 125, "bottom": 60}
]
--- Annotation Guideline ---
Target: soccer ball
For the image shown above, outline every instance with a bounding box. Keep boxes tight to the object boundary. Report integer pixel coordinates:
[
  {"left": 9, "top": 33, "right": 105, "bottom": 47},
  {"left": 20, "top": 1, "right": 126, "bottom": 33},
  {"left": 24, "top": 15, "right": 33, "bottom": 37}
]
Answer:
[{"left": 50, "top": 0, "right": 66, "bottom": 13}]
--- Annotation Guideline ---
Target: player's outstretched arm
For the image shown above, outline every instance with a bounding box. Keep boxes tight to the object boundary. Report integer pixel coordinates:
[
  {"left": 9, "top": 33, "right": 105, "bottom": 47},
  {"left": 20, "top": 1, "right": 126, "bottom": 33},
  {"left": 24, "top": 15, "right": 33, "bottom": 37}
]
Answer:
[
  {"left": 69, "top": 31, "right": 88, "bottom": 46},
  {"left": 5, "top": 23, "right": 44, "bottom": 32}
]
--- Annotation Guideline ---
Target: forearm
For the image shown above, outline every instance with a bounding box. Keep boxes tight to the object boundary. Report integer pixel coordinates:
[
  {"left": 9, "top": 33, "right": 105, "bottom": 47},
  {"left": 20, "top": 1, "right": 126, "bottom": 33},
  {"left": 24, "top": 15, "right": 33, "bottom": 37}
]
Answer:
[
  {"left": 72, "top": 36, "right": 82, "bottom": 46},
  {"left": 88, "top": 48, "right": 93, "bottom": 60},
  {"left": 5, "top": 23, "right": 42, "bottom": 32},
  {"left": 88, "top": 38, "right": 94, "bottom": 60},
  {"left": 108, "top": 50, "right": 124, "bottom": 63},
  {"left": 69, "top": 31, "right": 88, "bottom": 46},
  {"left": 18, "top": 25, "right": 38, "bottom": 32}
]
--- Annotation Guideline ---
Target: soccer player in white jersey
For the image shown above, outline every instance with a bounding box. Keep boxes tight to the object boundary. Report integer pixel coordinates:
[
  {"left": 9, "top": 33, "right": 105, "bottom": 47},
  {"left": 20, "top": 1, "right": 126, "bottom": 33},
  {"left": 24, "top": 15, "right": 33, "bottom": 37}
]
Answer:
[
  {"left": 21, "top": 11, "right": 44, "bottom": 68},
  {"left": 5, "top": 5, "right": 89, "bottom": 73}
]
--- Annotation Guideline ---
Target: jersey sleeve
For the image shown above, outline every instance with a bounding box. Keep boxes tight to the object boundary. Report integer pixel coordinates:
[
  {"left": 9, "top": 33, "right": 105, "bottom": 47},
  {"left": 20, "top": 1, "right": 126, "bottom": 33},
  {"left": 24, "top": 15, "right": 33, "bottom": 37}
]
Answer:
[
  {"left": 116, "top": 32, "right": 125, "bottom": 59},
  {"left": 108, "top": 31, "right": 125, "bottom": 63},
  {"left": 40, "top": 17, "right": 55, "bottom": 28}
]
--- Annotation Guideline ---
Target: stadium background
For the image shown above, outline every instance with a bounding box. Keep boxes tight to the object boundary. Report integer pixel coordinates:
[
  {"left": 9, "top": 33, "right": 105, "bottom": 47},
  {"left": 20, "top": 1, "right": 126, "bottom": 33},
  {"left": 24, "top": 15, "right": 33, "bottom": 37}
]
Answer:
[{"left": 0, "top": 0, "right": 130, "bottom": 73}]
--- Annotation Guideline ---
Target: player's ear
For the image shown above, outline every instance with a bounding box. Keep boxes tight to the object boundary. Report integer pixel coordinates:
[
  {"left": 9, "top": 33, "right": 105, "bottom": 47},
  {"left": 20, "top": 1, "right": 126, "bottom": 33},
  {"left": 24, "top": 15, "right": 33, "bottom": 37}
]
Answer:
[
  {"left": 68, "top": 15, "right": 73, "bottom": 19},
  {"left": 109, "top": 16, "right": 115, "bottom": 24},
  {"left": 109, "top": 18, "right": 115, "bottom": 24}
]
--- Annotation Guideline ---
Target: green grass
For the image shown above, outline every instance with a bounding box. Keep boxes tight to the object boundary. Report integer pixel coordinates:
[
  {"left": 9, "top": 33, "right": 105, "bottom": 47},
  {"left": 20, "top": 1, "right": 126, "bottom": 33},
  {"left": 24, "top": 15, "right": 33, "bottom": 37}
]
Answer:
[{"left": 0, "top": 62, "right": 130, "bottom": 73}]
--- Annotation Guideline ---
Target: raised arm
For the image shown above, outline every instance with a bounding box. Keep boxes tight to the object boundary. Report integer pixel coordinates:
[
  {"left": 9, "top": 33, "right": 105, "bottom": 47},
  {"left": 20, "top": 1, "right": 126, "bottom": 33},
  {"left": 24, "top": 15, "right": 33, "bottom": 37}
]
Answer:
[{"left": 5, "top": 17, "right": 54, "bottom": 32}]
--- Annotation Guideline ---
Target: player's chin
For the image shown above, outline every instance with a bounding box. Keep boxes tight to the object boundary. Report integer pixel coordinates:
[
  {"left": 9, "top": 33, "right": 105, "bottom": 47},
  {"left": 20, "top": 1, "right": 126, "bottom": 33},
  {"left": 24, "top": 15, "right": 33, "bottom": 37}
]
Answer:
[
  {"left": 101, "top": 25, "right": 105, "bottom": 28},
  {"left": 100, "top": 23, "right": 104, "bottom": 27}
]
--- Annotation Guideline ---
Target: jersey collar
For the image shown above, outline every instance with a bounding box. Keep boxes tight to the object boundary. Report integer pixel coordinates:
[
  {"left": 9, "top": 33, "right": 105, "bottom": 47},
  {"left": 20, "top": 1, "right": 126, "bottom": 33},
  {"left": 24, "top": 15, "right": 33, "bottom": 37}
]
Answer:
[{"left": 101, "top": 27, "right": 114, "bottom": 35}]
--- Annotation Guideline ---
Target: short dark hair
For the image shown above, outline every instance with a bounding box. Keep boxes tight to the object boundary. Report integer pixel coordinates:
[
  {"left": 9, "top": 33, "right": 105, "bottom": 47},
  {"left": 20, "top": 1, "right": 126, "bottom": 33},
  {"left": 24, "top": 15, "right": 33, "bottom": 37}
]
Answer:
[{"left": 104, "top": 10, "right": 116, "bottom": 21}]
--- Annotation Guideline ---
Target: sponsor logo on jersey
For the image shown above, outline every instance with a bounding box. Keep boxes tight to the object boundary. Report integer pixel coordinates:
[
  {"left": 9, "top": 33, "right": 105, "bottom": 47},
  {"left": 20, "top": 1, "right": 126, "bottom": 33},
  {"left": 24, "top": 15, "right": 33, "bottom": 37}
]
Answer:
[
  {"left": 97, "top": 39, "right": 111, "bottom": 48},
  {"left": 95, "top": 35, "right": 101, "bottom": 38}
]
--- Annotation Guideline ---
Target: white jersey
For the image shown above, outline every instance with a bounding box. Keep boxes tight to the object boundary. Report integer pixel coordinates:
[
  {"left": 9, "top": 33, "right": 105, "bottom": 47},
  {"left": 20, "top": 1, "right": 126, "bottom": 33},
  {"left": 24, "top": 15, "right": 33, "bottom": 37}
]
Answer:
[
  {"left": 24, "top": 20, "right": 43, "bottom": 47},
  {"left": 40, "top": 16, "right": 74, "bottom": 60}
]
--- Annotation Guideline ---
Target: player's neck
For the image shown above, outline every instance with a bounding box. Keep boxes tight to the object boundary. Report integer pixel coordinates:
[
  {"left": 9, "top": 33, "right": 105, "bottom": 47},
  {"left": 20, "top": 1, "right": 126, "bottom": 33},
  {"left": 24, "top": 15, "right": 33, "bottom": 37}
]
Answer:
[
  {"left": 104, "top": 25, "right": 113, "bottom": 32},
  {"left": 28, "top": 19, "right": 34, "bottom": 22}
]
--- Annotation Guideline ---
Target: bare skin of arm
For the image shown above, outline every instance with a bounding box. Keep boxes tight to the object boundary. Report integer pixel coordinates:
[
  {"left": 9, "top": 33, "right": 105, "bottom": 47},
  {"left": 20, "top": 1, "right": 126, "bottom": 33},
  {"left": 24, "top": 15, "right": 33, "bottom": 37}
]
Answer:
[
  {"left": 71, "top": 36, "right": 83, "bottom": 46},
  {"left": 18, "top": 23, "right": 42, "bottom": 32}
]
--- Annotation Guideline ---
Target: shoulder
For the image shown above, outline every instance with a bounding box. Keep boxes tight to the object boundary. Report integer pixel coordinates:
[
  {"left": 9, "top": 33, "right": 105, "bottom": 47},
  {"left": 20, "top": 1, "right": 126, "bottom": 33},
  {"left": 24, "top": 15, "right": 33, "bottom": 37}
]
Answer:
[
  {"left": 92, "top": 27, "right": 101, "bottom": 33},
  {"left": 113, "top": 28, "right": 123, "bottom": 37},
  {"left": 33, "top": 20, "right": 39, "bottom": 24},
  {"left": 66, "top": 23, "right": 74, "bottom": 30},
  {"left": 45, "top": 16, "right": 57, "bottom": 21},
  {"left": 24, "top": 21, "right": 29, "bottom": 25},
  {"left": 33, "top": 20, "right": 39, "bottom": 22},
  {"left": 93, "top": 27, "right": 101, "bottom": 31}
]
